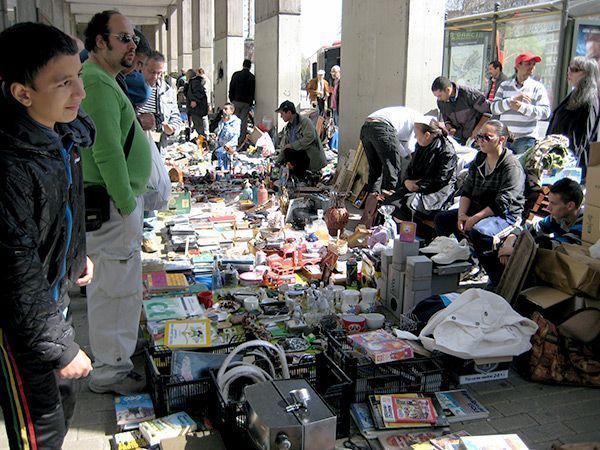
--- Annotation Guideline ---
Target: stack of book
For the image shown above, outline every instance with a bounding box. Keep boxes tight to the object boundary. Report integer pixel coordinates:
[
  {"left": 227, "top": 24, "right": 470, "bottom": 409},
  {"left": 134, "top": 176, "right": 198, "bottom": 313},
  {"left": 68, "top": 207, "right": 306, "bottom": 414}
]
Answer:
[{"left": 143, "top": 272, "right": 189, "bottom": 294}]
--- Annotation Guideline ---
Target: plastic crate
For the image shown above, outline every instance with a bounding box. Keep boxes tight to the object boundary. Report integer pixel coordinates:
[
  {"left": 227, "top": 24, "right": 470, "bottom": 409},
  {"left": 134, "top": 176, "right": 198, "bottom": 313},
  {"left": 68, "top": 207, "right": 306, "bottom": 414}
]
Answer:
[
  {"left": 325, "top": 329, "right": 449, "bottom": 402},
  {"left": 210, "top": 351, "right": 353, "bottom": 445},
  {"left": 144, "top": 334, "right": 248, "bottom": 417}
]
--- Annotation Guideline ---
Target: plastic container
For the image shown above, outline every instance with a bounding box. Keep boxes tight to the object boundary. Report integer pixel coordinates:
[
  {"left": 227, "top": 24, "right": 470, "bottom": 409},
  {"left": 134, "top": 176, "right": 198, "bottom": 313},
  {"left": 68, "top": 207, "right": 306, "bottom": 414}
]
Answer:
[{"left": 257, "top": 182, "right": 268, "bottom": 205}]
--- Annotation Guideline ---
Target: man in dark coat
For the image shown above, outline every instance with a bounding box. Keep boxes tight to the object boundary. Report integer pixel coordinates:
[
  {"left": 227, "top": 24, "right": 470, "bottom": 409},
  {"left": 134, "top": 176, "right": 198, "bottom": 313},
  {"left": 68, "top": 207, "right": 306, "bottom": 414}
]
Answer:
[{"left": 229, "top": 59, "right": 255, "bottom": 145}]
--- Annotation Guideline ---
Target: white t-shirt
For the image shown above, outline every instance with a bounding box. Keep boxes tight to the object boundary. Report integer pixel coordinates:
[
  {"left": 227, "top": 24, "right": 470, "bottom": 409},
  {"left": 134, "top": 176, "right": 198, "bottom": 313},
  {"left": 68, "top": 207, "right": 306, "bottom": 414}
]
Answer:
[{"left": 367, "top": 106, "right": 420, "bottom": 157}]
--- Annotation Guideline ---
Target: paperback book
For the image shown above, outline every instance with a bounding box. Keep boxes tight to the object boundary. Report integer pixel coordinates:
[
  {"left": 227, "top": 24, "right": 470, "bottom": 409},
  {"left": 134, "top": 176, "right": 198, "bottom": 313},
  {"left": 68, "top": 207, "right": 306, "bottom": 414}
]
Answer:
[
  {"left": 115, "top": 394, "right": 156, "bottom": 431},
  {"left": 368, "top": 394, "right": 449, "bottom": 430},
  {"left": 111, "top": 429, "right": 154, "bottom": 450},
  {"left": 434, "top": 390, "right": 489, "bottom": 423},
  {"left": 379, "top": 395, "right": 438, "bottom": 424},
  {"left": 143, "top": 296, "right": 203, "bottom": 322},
  {"left": 164, "top": 319, "right": 212, "bottom": 348}
]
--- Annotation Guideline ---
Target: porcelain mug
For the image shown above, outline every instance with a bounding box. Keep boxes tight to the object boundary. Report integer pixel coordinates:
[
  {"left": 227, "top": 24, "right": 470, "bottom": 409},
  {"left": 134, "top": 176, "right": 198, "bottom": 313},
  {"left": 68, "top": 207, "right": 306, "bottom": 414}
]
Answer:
[
  {"left": 360, "top": 312, "right": 385, "bottom": 330},
  {"left": 341, "top": 314, "right": 366, "bottom": 334},
  {"left": 341, "top": 289, "right": 360, "bottom": 313}
]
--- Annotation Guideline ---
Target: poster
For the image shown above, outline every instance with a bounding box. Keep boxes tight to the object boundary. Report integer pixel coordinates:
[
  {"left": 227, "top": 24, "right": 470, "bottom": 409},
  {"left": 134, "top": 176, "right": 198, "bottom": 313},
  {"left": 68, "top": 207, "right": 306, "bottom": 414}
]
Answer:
[
  {"left": 448, "top": 31, "right": 489, "bottom": 91},
  {"left": 572, "top": 21, "right": 600, "bottom": 67}
]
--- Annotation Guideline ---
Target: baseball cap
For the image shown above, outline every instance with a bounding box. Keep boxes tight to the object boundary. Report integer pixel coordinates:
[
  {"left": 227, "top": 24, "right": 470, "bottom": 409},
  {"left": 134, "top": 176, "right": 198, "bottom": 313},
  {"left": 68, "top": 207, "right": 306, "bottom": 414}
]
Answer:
[
  {"left": 515, "top": 52, "right": 542, "bottom": 65},
  {"left": 275, "top": 100, "right": 296, "bottom": 114}
]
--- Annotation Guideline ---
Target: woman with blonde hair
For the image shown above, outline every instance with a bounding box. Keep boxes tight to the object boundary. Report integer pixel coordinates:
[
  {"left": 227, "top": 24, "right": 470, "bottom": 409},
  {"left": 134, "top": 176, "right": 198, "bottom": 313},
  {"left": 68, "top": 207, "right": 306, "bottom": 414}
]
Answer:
[{"left": 547, "top": 56, "right": 600, "bottom": 177}]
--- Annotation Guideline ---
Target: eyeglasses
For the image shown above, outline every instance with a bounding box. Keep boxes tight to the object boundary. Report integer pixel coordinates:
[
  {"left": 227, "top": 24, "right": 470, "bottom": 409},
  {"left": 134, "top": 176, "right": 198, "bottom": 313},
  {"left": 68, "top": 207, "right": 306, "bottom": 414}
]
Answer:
[
  {"left": 105, "top": 32, "right": 140, "bottom": 45},
  {"left": 475, "top": 134, "right": 496, "bottom": 142},
  {"left": 568, "top": 66, "right": 581, "bottom": 73}
]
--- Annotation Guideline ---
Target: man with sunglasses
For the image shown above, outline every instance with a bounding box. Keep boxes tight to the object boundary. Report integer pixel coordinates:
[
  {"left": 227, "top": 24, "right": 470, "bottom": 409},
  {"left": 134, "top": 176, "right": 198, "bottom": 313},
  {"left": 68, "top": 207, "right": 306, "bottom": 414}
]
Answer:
[{"left": 81, "top": 10, "right": 151, "bottom": 395}]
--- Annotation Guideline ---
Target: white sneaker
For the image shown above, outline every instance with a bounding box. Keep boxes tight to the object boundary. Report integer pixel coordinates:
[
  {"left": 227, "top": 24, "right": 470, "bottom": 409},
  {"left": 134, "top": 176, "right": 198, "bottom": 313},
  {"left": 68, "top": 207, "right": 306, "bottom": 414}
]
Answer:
[
  {"left": 420, "top": 236, "right": 458, "bottom": 254},
  {"left": 431, "top": 239, "right": 470, "bottom": 265}
]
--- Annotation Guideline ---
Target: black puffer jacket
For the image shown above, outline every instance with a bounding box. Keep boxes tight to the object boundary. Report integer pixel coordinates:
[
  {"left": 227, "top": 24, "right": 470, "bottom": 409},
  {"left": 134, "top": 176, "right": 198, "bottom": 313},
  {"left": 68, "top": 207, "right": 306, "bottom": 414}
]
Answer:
[
  {"left": 406, "top": 136, "right": 457, "bottom": 195},
  {"left": 0, "top": 96, "right": 95, "bottom": 368}
]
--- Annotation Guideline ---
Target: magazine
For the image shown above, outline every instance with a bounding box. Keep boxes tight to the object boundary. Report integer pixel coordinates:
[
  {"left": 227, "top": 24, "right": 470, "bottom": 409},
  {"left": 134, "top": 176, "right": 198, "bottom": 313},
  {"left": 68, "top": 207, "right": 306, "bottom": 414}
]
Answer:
[
  {"left": 368, "top": 394, "right": 449, "bottom": 430},
  {"left": 380, "top": 395, "right": 438, "bottom": 424},
  {"left": 430, "top": 431, "right": 471, "bottom": 450},
  {"left": 435, "top": 390, "right": 489, "bottom": 423},
  {"left": 114, "top": 394, "right": 155, "bottom": 431}
]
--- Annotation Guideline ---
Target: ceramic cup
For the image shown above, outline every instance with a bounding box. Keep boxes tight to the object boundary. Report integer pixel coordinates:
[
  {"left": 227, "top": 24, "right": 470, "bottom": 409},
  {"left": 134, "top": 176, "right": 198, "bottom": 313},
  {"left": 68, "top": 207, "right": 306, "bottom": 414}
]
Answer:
[
  {"left": 341, "top": 289, "right": 360, "bottom": 313},
  {"left": 341, "top": 314, "right": 366, "bottom": 334},
  {"left": 360, "top": 287, "right": 378, "bottom": 304},
  {"left": 360, "top": 312, "right": 385, "bottom": 330}
]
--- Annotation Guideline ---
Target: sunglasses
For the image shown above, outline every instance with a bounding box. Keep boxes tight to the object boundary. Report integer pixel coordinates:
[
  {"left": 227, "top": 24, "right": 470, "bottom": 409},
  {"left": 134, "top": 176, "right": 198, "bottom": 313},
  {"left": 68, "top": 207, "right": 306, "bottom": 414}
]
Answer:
[
  {"left": 475, "top": 134, "right": 496, "bottom": 142},
  {"left": 105, "top": 32, "right": 140, "bottom": 45},
  {"left": 568, "top": 66, "right": 581, "bottom": 73}
]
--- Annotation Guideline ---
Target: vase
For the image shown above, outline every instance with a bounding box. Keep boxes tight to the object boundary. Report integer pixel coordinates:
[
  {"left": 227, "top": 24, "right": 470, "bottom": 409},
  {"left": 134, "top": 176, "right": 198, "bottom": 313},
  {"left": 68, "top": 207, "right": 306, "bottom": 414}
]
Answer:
[{"left": 324, "top": 206, "right": 349, "bottom": 237}]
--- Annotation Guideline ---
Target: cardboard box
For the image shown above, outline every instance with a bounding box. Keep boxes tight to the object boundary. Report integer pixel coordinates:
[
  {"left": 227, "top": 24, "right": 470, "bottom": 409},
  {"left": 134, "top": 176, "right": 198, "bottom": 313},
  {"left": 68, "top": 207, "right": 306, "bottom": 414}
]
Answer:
[
  {"left": 445, "top": 355, "right": 512, "bottom": 384},
  {"left": 582, "top": 203, "right": 600, "bottom": 244},
  {"left": 405, "top": 276, "right": 432, "bottom": 292},
  {"left": 387, "top": 267, "right": 405, "bottom": 300},
  {"left": 392, "top": 240, "right": 419, "bottom": 266},
  {"left": 406, "top": 255, "right": 433, "bottom": 279},
  {"left": 347, "top": 330, "right": 414, "bottom": 364},
  {"left": 403, "top": 286, "right": 431, "bottom": 314},
  {"left": 586, "top": 142, "right": 600, "bottom": 208}
]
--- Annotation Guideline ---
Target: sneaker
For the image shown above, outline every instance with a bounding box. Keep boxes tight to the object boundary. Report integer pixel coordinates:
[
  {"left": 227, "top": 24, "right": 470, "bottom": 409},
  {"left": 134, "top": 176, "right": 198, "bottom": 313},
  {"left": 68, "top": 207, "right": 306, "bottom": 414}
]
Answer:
[
  {"left": 88, "top": 370, "right": 146, "bottom": 395},
  {"left": 420, "top": 236, "right": 458, "bottom": 254},
  {"left": 142, "top": 239, "right": 158, "bottom": 253},
  {"left": 431, "top": 239, "right": 470, "bottom": 265}
]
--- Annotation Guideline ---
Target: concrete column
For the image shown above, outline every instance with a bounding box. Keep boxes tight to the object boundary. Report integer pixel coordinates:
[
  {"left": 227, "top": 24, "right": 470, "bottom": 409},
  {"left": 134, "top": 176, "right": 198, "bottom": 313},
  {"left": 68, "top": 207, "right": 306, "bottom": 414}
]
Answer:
[
  {"left": 141, "top": 25, "right": 157, "bottom": 51},
  {"left": 167, "top": 5, "right": 179, "bottom": 73},
  {"left": 16, "top": 0, "right": 37, "bottom": 23},
  {"left": 158, "top": 20, "right": 168, "bottom": 55},
  {"left": 254, "top": 0, "right": 301, "bottom": 130},
  {"left": 177, "top": 0, "right": 193, "bottom": 70},
  {"left": 192, "top": 0, "right": 214, "bottom": 76},
  {"left": 213, "top": 0, "right": 244, "bottom": 108},
  {"left": 339, "top": 0, "right": 445, "bottom": 162}
]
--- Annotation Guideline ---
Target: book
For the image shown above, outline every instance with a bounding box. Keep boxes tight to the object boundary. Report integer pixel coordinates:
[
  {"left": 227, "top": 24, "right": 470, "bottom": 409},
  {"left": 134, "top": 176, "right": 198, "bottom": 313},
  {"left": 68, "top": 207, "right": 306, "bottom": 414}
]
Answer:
[
  {"left": 115, "top": 394, "right": 156, "bottom": 431},
  {"left": 347, "top": 329, "right": 414, "bottom": 364},
  {"left": 378, "top": 432, "right": 440, "bottom": 450},
  {"left": 164, "top": 319, "right": 212, "bottom": 348},
  {"left": 368, "top": 394, "right": 449, "bottom": 430},
  {"left": 459, "top": 434, "right": 529, "bottom": 450},
  {"left": 170, "top": 351, "right": 240, "bottom": 381},
  {"left": 350, "top": 403, "right": 376, "bottom": 434},
  {"left": 379, "top": 395, "right": 438, "bottom": 424},
  {"left": 430, "top": 431, "right": 471, "bottom": 450},
  {"left": 111, "top": 430, "right": 152, "bottom": 450},
  {"left": 139, "top": 411, "right": 197, "bottom": 446},
  {"left": 435, "top": 390, "right": 489, "bottom": 423},
  {"left": 143, "top": 272, "right": 189, "bottom": 293}
]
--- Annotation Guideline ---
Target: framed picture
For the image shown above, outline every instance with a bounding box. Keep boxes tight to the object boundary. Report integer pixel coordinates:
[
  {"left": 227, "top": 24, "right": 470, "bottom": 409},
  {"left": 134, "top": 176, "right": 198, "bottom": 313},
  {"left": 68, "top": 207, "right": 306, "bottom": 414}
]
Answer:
[{"left": 571, "top": 19, "right": 600, "bottom": 67}]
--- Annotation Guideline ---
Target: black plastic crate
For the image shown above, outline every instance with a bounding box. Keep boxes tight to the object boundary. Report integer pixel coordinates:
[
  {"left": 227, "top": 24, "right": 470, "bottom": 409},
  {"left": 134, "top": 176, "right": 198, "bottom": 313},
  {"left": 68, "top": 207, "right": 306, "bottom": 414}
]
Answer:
[
  {"left": 325, "top": 329, "right": 449, "bottom": 402},
  {"left": 210, "top": 351, "right": 353, "bottom": 445},
  {"left": 144, "top": 335, "right": 248, "bottom": 417}
]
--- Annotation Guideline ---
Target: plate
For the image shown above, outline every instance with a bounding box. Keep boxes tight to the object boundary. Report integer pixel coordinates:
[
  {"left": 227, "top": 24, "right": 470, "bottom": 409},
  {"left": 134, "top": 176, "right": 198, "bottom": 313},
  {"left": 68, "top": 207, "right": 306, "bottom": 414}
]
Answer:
[{"left": 212, "top": 299, "right": 241, "bottom": 314}]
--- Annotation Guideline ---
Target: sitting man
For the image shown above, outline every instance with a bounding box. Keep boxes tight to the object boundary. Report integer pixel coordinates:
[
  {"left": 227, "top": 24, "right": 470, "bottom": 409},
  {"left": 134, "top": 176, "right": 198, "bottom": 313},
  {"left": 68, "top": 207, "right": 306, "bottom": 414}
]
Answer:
[
  {"left": 276, "top": 100, "right": 327, "bottom": 178},
  {"left": 498, "top": 177, "right": 584, "bottom": 266},
  {"left": 213, "top": 102, "right": 241, "bottom": 170}
]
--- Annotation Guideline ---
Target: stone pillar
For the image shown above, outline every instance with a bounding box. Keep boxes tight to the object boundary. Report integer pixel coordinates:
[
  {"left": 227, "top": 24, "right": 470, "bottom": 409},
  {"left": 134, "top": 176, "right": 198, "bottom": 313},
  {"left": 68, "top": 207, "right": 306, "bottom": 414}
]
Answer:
[
  {"left": 254, "top": 0, "right": 301, "bottom": 130},
  {"left": 213, "top": 0, "right": 244, "bottom": 108},
  {"left": 167, "top": 5, "right": 179, "bottom": 74},
  {"left": 339, "top": 0, "right": 445, "bottom": 162},
  {"left": 158, "top": 20, "right": 168, "bottom": 55},
  {"left": 177, "top": 0, "right": 193, "bottom": 70},
  {"left": 16, "top": 0, "right": 37, "bottom": 23},
  {"left": 192, "top": 0, "right": 214, "bottom": 76},
  {"left": 141, "top": 25, "right": 157, "bottom": 51}
]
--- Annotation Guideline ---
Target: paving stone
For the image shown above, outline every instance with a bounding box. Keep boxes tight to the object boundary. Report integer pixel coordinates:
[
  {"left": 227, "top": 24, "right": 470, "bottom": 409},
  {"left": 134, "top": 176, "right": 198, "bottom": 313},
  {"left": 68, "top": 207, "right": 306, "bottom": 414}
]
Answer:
[
  {"left": 520, "top": 423, "right": 577, "bottom": 443},
  {"left": 449, "top": 419, "right": 498, "bottom": 435},
  {"left": 529, "top": 440, "right": 563, "bottom": 450},
  {"left": 528, "top": 399, "right": 600, "bottom": 424},
  {"left": 490, "top": 413, "right": 538, "bottom": 433},
  {"left": 62, "top": 437, "right": 111, "bottom": 450},
  {"left": 564, "top": 415, "right": 600, "bottom": 434},
  {"left": 560, "top": 430, "right": 600, "bottom": 443}
]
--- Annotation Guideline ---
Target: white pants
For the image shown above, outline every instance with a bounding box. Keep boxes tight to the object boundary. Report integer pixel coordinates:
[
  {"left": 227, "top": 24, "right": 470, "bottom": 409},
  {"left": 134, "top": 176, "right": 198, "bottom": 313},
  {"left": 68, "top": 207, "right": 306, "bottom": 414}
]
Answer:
[{"left": 86, "top": 196, "right": 144, "bottom": 385}]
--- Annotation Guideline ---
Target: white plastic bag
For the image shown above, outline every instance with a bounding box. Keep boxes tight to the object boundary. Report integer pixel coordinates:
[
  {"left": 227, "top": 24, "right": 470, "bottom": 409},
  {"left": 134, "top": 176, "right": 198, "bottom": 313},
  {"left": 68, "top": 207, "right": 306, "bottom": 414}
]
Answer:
[
  {"left": 143, "top": 136, "right": 171, "bottom": 211},
  {"left": 418, "top": 288, "right": 538, "bottom": 359}
]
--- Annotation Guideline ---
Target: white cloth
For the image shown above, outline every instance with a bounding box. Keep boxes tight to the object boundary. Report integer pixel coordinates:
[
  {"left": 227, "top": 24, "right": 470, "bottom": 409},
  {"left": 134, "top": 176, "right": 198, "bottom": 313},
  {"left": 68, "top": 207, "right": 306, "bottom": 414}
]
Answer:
[
  {"left": 418, "top": 288, "right": 538, "bottom": 359},
  {"left": 86, "top": 196, "right": 144, "bottom": 385},
  {"left": 367, "top": 106, "right": 420, "bottom": 156},
  {"left": 143, "top": 134, "right": 171, "bottom": 211}
]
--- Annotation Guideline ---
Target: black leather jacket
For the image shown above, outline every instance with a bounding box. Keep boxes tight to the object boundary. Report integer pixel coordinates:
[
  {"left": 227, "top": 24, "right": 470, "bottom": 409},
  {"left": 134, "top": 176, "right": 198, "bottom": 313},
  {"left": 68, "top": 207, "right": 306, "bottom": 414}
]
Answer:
[{"left": 0, "top": 95, "right": 95, "bottom": 368}]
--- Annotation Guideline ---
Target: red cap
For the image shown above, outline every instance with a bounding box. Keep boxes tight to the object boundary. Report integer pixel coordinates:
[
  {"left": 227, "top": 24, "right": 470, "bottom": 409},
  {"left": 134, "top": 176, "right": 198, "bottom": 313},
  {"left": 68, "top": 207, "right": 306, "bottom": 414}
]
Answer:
[{"left": 515, "top": 52, "right": 542, "bottom": 65}]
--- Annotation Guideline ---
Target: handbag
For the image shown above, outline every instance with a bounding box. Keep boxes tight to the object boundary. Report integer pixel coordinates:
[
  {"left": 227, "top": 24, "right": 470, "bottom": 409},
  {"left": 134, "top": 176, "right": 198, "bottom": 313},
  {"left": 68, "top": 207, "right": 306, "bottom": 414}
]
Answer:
[{"left": 143, "top": 134, "right": 171, "bottom": 211}]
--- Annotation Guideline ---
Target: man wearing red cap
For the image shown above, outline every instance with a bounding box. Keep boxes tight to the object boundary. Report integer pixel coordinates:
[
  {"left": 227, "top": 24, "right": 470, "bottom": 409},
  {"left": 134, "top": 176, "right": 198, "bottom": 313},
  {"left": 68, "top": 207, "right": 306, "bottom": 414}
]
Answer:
[{"left": 490, "top": 51, "right": 550, "bottom": 154}]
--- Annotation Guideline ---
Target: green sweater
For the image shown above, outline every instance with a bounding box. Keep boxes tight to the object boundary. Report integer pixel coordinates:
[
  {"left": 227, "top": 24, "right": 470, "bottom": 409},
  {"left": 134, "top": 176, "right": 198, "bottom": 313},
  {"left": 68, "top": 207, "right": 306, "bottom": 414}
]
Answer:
[{"left": 81, "top": 61, "right": 151, "bottom": 216}]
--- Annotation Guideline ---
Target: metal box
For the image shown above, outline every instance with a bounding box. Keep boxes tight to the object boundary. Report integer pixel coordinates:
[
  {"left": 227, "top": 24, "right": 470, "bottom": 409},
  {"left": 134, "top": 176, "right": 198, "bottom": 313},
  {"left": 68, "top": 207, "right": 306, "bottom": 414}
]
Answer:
[{"left": 245, "top": 379, "right": 337, "bottom": 450}]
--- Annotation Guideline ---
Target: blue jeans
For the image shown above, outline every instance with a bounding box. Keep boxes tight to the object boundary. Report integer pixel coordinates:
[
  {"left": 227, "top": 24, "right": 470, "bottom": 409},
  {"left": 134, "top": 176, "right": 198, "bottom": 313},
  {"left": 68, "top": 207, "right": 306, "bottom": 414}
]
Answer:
[
  {"left": 434, "top": 209, "right": 517, "bottom": 287},
  {"left": 508, "top": 136, "right": 536, "bottom": 155},
  {"left": 215, "top": 146, "right": 230, "bottom": 170}
]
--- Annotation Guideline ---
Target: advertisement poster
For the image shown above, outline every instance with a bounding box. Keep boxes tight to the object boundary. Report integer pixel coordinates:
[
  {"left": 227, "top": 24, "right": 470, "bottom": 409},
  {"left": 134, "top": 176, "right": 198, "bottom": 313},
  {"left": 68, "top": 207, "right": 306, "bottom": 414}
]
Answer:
[
  {"left": 448, "top": 31, "right": 489, "bottom": 91},
  {"left": 572, "top": 21, "right": 600, "bottom": 67}
]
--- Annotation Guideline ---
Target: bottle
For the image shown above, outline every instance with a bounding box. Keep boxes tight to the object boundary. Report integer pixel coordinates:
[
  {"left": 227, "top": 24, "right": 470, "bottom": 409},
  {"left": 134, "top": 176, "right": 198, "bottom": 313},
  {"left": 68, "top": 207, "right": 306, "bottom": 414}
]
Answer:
[
  {"left": 346, "top": 256, "right": 358, "bottom": 288},
  {"left": 212, "top": 256, "right": 223, "bottom": 292},
  {"left": 313, "top": 209, "right": 330, "bottom": 241},
  {"left": 252, "top": 180, "right": 259, "bottom": 205},
  {"left": 257, "top": 182, "right": 268, "bottom": 205}
]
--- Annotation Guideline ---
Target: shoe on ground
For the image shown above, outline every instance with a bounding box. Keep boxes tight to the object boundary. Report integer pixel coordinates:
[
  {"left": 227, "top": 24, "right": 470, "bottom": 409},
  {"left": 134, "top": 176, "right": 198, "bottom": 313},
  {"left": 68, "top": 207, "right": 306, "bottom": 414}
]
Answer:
[
  {"left": 88, "top": 370, "right": 146, "bottom": 395},
  {"left": 142, "top": 238, "right": 158, "bottom": 253},
  {"left": 420, "top": 236, "right": 458, "bottom": 254},
  {"left": 431, "top": 239, "right": 470, "bottom": 265}
]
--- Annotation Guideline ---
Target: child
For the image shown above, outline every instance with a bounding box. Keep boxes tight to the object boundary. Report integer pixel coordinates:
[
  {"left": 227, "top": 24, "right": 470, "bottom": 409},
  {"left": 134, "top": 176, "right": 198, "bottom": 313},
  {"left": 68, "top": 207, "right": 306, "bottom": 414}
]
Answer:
[{"left": 0, "top": 22, "right": 95, "bottom": 449}]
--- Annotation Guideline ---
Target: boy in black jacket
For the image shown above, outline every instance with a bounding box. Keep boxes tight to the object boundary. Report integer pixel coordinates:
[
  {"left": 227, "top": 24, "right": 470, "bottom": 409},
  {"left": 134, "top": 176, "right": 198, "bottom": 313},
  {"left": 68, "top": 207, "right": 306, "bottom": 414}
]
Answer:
[{"left": 0, "top": 23, "right": 94, "bottom": 449}]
